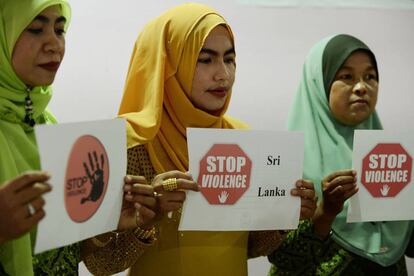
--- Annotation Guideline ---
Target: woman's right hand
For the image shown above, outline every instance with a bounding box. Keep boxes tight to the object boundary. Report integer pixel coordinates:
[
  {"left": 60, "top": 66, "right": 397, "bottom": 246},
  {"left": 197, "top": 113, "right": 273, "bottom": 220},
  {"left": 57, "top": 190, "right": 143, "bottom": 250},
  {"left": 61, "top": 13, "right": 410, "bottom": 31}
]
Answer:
[
  {"left": 0, "top": 172, "right": 51, "bottom": 244},
  {"left": 320, "top": 169, "right": 358, "bottom": 219},
  {"left": 121, "top": 175, "right": 157, "bottom": 230},
  {"left": 313, "top": 169, "right": 358, "bottom": 238},
  {"left": 151, "top": 170, "right": 199, "bottom": 217}
]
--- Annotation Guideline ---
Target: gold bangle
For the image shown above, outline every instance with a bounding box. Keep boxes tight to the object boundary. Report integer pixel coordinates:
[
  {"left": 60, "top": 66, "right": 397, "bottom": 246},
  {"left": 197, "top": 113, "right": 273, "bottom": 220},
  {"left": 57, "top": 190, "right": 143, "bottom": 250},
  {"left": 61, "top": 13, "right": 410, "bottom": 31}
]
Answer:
[
  {"left": 134, "top": 226, "right": 156, "bottom": 240},
  {"left": 91, "top": 235, "right": 113, "bottom": 247},
  {"left": 111, "top": 229, "right": 128, "bottom": 235}
]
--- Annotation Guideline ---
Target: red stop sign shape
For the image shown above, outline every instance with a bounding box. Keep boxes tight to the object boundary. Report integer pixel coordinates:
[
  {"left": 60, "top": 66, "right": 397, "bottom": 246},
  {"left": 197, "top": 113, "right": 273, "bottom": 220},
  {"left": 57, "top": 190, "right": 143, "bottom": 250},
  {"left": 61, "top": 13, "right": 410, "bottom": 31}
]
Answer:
[
  {"left": 361, "top": 143, "right": 412, "bottom": 197},
  {"left": 198, "top": 144, "right": 252, "bottom": 205}
]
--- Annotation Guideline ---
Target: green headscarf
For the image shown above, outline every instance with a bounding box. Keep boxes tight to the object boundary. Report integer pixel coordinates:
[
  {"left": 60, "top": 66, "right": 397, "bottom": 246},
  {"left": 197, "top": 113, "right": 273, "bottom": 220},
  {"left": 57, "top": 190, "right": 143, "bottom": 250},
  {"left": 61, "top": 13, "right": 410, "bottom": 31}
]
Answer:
[
  {"left": 287, "top": 34, "right": 413, "bottom": 266},
  {"left": 0, "top": 1, "right": 71, "bottom": 275}
]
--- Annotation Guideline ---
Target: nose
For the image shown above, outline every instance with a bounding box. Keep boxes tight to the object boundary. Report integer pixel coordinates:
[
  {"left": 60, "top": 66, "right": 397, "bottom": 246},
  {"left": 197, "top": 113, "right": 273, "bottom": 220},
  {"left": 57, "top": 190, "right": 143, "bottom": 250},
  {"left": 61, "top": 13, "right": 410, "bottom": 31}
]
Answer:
[
  {"left": 353, "top": 78, "right": 368, "bottom": 95},
  {"left": 213, "top": 61, "right": 230, "bottom": 82},
  {"left": 43, "top": 32, "right": 64, "bottom": 54}
]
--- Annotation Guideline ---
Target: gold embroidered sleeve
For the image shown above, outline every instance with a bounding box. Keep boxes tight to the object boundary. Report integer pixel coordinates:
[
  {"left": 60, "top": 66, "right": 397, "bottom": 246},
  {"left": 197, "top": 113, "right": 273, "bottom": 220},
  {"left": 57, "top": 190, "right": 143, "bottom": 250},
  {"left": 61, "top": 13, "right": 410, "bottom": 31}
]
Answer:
[
  {"left": 83, "top": 231, "right": 154, "bottom": 275},
  {"left": 82, "top": 145, "right": 157, "bottom": 275},
  {"left": 247, "top": 230, "right": 286, "bottom": 258},
  {"left": 127, "top": 145, "right": 157, "bottom": 182}
]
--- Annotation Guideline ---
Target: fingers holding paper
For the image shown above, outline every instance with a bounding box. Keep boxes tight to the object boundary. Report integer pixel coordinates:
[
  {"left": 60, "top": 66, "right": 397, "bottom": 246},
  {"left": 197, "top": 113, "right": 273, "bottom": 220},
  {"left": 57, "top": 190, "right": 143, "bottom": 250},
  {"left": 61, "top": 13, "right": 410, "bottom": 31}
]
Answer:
[
  {"left": 291, "top": 179, "right": 317, "bottom": 220},
  {"left": 152, "top": 170, "right": 199, "bottom": 216},
  {"left": 119, "top": 175, "right": 157, "bottom": 230}
]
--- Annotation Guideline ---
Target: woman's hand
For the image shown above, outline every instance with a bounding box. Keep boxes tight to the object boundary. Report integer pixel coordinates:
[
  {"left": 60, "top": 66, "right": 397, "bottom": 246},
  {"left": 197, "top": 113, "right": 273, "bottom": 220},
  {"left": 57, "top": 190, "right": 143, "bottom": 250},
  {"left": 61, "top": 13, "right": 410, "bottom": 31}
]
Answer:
[
  {"left": 313, "top": 169, "right": 358, "bottom": 238},
  {"left": 0, "top": 172, "right": 51, "bottom": 244},
  {"left": 119, "top": 175, "right": 157, "bottom": 230},
  {"left": 152, "top": 170, "right": 199, "bottom": 217},
  {"left": 320, "top": 169, "right": 358, "bottom": 219},
  {"left": 291, "top": 179, "right": 317, "bottom": 220}
]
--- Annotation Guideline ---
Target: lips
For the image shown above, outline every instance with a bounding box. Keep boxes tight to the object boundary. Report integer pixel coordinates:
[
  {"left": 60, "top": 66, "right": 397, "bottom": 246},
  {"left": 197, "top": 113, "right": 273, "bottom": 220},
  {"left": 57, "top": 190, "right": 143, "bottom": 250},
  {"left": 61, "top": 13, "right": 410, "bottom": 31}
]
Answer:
[
  {"left": 207, "top": 87, "right": 228, "bottom": 98},
  {"left": 39, "top": 62, "right": 60, "bottom": 72},
  {"left": 351, "top": 99, "right": 369, "bottom": 106}
]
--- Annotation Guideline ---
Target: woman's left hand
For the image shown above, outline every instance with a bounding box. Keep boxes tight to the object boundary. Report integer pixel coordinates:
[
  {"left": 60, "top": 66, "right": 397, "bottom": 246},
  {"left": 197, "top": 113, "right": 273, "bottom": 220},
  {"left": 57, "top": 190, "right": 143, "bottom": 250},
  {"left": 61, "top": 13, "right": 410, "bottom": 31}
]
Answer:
[
  {"left": 118, "top": 175, "right": 157, "bottom": 230},
  {"left": 291, "top": 179, "right": 317, "bottom": 220}
]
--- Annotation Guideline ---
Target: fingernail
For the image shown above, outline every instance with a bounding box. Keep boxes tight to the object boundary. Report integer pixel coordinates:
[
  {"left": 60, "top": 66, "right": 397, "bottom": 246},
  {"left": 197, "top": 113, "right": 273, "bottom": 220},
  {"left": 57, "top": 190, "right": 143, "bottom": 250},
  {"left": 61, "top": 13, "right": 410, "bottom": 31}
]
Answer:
[
  {"left": 291, "top": 189, "right": 298, "bottom": 196},
  {"left": 125, "top": 194, "right": 133, "bottom": 200},
  {"left": 134, "top": 202, "right": 142, "bottom": 209},
  {"left": 34, "top": 182, "right": 49, "bottom": 190},
  {"left": 124, "top": 185, "right": 131, "bottom": 191},
  {"left": 125, "top": 175, "right": 132, "bottom": 182}
]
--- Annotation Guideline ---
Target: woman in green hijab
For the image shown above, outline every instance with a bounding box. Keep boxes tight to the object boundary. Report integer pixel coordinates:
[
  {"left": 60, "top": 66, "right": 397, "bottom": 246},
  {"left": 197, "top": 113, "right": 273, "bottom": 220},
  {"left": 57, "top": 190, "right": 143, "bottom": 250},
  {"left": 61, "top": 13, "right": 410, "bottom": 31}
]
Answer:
[
  {"left": 268, "top": 34, "right": 414, "bottom": 275},
  {"left": 0, "top": 1, "right": 81, "bottom": 275},
  {"left": 0, "top": 2, "right": 81, "bottom": 275},
  {"left": 0, "top": 0, "right": 158, "bottom": 275}
]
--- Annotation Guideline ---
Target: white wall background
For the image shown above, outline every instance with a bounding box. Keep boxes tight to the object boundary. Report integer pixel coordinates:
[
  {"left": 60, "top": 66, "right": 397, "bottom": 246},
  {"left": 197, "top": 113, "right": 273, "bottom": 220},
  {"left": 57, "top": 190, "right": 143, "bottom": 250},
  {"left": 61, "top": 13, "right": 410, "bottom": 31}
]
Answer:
[{"left": 53, "top": 1, "right": 414, "bottom": 275}]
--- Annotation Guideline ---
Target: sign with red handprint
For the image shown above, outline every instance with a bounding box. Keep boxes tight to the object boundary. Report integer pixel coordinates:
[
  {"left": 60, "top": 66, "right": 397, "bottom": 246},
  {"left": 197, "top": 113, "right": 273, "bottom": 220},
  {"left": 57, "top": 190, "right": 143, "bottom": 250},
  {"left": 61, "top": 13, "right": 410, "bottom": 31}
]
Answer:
[
  {"left": 34, "top": 119, "right": 126, "bottom": 254},
  {"left": 65, "top": 135, "right": 110, "bottom": 222}
]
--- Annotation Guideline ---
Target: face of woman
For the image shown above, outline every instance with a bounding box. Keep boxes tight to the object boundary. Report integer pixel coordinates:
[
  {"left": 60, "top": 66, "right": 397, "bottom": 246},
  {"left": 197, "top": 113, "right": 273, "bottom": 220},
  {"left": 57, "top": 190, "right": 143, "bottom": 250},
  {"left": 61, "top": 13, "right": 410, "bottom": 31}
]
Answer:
[
  {"left": 190, "top": 25, "right": 236, "bottom": 114},
  {"left": 329, "top": 51, "right": 378, "bottom": 126},
  {"left": 12, "top": 5, "right": 66, "bottom": 87}
]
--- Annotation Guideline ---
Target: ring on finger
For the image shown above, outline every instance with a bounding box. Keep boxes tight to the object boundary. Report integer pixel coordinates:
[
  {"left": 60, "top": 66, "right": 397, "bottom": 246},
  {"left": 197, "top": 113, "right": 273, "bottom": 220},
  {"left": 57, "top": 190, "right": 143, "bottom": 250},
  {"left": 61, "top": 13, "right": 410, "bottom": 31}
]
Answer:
[
  {"left": 162, "top": 178, "right": 178, "bottom": 192},
  {"left": 27, "top": 203, "right": 36, "bottom": 216}
]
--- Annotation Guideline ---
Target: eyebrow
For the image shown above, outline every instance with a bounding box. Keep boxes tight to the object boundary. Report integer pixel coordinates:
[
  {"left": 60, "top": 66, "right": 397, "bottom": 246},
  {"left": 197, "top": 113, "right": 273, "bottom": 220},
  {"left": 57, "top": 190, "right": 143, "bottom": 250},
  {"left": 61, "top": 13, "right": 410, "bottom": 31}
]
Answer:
[
  {"left": 200, "top": 47, "right": 235, "bottom": 56},
  {"left": 33, "top": 15, "right": 66, "bottom": 24},
  {"left": 340, "top": 65, "right": 376, "bottom": 71}
]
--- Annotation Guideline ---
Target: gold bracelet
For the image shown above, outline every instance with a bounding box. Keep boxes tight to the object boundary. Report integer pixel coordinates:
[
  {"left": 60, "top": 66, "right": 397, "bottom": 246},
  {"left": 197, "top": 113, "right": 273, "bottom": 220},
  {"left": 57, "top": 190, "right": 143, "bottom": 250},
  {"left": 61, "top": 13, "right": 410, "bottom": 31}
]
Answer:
[
  {"left": 133, "top": 226, "right": 156, "bottom": 240},
  {"left": 91, "top": 235, "right": 113, "bottom": 247},
  {"left": 111, "top": 229, "right": 128, "bottom": 235}
]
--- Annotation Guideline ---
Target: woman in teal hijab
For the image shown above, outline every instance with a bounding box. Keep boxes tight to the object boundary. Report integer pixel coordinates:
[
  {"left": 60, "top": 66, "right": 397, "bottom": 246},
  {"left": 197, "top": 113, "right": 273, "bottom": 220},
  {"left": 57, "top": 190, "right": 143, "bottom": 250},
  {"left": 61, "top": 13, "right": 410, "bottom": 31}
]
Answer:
[{"left": 268, "top": 34, "right": 414, "bottom": 275}]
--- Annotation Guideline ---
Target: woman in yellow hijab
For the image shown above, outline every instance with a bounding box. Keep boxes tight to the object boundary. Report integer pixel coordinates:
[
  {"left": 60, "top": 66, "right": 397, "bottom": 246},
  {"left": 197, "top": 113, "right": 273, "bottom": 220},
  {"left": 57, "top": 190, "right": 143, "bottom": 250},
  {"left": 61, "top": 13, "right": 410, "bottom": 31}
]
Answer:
[
  {"left": 84, "top": 3, "right": 316, "bottom": 275},
  {"left": 120, "top": 4, "right": 252, "bottom": 275}
]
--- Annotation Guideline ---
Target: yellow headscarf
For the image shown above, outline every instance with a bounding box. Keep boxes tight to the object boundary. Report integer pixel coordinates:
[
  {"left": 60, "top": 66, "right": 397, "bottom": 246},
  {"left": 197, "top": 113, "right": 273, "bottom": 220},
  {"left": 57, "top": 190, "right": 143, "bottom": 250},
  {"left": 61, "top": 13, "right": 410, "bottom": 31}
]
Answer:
[{"left": 118, "top": 3, "right": 248, "bottom": 173}]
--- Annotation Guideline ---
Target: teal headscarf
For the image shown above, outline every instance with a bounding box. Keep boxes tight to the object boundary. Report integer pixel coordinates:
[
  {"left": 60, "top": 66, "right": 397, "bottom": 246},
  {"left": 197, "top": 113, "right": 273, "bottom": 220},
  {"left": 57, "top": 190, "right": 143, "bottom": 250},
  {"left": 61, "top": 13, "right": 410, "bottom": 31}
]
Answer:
[
  {"left": 287, "top": 34, "right": 413, "bottom": 266},
  {"left": 0, "top": 1, "right": 71, "bottom": 275}
]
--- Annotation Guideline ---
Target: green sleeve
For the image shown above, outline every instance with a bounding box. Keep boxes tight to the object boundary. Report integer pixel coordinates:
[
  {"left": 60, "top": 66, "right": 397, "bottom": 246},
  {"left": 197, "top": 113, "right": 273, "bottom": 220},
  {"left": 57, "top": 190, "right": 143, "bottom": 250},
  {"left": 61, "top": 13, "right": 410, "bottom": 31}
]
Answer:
[
  {"left": 268, "top": 220, "right": 333, "bottom": 276},
  {"left": 33, "top": 243, "right": 80, "bottom": 275},
  {"left": 0, "top": 262, "right": 8, "bottom": 276},
  {"left": 405, "top": 227, "right": 414, "bottom": 258}
]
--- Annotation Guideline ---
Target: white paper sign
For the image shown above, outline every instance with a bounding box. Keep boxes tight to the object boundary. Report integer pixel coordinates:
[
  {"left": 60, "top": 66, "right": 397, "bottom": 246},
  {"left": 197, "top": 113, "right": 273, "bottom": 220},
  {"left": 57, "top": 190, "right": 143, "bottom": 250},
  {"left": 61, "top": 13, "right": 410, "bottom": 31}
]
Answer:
[
  {"left": 179, "top": 128, "right": 304, "bottom": 231},
  {"left": 34, "top": 119, "right": 126, "bottom": 253},
  {"left": 348, "top": 129, "right": 414, "bottom": 222}
]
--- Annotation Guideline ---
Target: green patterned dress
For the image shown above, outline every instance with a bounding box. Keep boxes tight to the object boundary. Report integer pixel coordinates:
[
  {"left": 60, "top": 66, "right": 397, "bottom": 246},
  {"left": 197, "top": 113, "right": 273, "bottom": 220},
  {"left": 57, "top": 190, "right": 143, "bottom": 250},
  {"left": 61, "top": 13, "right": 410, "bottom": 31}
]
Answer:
[
  {"left": 268, "top": 220, "right": 409, "bottom": 276},
  {"left": 0, "top": 243, "right": 80, "bottom": 276},
  {"left": 32, "top": 244, "right": 80, "bottom": 275}
]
